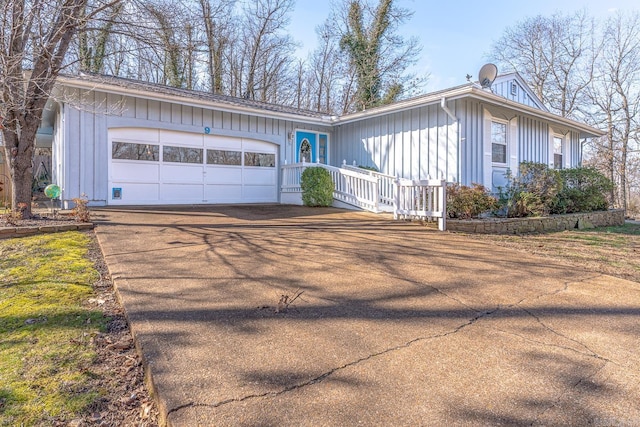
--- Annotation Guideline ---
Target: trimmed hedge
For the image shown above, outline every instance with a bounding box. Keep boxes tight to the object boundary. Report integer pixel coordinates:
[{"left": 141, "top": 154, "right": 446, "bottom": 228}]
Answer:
[{"left": 300, "top": 167, "right": 334, "bottom": 207}]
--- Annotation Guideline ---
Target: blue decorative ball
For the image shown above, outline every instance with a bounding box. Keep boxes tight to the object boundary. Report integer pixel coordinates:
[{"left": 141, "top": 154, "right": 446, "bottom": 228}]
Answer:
[{"left": 44, "top": 184, "right": 61, "bottom": 199}]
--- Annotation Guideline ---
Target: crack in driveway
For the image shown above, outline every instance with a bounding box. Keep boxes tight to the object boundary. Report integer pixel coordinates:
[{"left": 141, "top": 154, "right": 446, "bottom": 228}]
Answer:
[
  {"left": 167, "top": 306, "right": 500, "bottom": 417},
  {"left": 167, "top": 277, "right": 604, "bottom": 418},
  {"left": 531, "top": 359, "right": 610, "bottom": 426}
]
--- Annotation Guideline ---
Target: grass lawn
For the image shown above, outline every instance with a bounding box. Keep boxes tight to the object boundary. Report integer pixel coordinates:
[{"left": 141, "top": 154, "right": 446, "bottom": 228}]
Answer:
[
  {"left": 0, "top": 232, "right": 107, "bottom": 426},
  {"left": 461, "top": 222, "right": 640, "bottom": 283}
]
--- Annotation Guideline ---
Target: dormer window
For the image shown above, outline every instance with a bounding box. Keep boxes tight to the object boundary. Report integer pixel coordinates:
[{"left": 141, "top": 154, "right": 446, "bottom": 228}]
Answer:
[{"left": 511, "top": 82, "right": 517, "bottom": 96}]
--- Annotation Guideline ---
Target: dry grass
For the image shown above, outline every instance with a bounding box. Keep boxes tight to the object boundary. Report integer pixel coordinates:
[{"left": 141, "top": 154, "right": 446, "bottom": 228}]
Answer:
[{"left": 458, "top": 222, "right": 640, "bottom": 283}]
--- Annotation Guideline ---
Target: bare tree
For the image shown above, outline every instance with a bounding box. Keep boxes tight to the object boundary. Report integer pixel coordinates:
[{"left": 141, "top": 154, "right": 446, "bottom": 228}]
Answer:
[
  {"left": 78, "top": 1, "right": 123, "bottom": 73},
  {"left": 143, "top": 1, "right": 190, "bottom": 88},
  {"left": 489, "top": 10, "right": 596, "bottom": 118},
  {"left": 338, "top": 0, "right": 421, "bottom": 111},
  {"left": 236, "top": 0, "right": 296, "bottom": 102},
  {"left": 587, "top": 12, "right": 640, "bottom": 212},
  {"left": 0, "top": 0, "right": 119, "bottom": 217},
  {"left": 306, "top": 20, "right": 344, "bottom": 113},
  {"left": 198, "top": 0, "right": 234, "bottom": 94},
  {"left": 491, "top": 10, "right": 640, "bottom": 213}
]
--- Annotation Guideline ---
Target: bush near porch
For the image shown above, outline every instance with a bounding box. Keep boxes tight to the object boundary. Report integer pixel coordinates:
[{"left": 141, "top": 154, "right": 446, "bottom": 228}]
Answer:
[
  {"left": 447, "top": 163, "right": 614, "bottom": 220},
  {"left": 300, "top": 167, "right": 334, "bottom": 207}
]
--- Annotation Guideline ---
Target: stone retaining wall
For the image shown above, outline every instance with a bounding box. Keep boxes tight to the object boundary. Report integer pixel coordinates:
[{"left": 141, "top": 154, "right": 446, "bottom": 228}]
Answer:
[
  {"left": 447, "top": 210, "right": 625, "bottom": 234},
  {"left": 0, "top": 223, "right": 94, "bottom": 239}
]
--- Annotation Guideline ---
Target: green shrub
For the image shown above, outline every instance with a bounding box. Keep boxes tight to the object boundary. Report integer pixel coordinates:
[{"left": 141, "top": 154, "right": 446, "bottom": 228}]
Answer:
[
  {"left": 498, "top": 162, "right": 562, "bottom": 217},
  {"left": 447, "top": 183, "right": 498, "bottom": 219},
  {"left": 551, "top": 167, "right": 612, "bottom": 214},
  {"left": 300, "top": 167, "right": 334, "bottom": 207}
]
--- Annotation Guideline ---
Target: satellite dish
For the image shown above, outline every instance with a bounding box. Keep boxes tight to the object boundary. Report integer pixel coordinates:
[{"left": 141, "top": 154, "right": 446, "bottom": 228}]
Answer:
[{"left": 478, "top": 63, "right": 498, "bottom": 89}]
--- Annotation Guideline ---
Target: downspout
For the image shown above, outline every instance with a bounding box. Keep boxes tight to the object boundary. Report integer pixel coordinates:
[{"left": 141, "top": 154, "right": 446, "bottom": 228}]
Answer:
[{"left": 440, "top": 97, "right": 460, "bottom": 183}]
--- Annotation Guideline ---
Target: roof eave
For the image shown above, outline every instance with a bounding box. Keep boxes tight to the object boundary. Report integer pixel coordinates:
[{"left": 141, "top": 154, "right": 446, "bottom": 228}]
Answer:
[
  {"left": 335, "top": 85, "right": 603, "bottom": 138},
  {"left": 334, "top": 85, "right": 475, "bottom": 125},
  {"left": 54, "top": 75, "right": 335, "bottom": 126},
  {"left": 468, "top": 87, "right": 604, "bottom": 138}
]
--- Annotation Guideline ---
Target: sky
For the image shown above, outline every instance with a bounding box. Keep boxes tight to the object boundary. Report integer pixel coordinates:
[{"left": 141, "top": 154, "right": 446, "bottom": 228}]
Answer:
[{"left": 288, "top": 0, "right": 640, "bottom": 92}]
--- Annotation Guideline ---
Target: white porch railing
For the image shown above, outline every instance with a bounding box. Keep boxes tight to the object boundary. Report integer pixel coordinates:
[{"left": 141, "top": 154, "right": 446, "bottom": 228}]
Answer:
[
  {"left": 394, "top": 178, "right": 447, "bottom": 231},
  {"left": 281, "top": 161, "right": 447, "bottom": 230},
  {"left": 341, "top": 161, "right": 395, "bottom": 209},
  {"left": 281, "top": 161, "right": 380, "bottom": 212},
  {"left": 281, "top": 163, "right": 306, "bottom": 194}
]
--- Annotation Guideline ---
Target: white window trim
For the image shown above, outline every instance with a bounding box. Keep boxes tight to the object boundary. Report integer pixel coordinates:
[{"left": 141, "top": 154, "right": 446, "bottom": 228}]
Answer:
[
  {"left": 491, "top": 119, "right": 509, "bottom": 166},
  {"left": 552, "top": 135, "right": 564, "bottom": 170}
]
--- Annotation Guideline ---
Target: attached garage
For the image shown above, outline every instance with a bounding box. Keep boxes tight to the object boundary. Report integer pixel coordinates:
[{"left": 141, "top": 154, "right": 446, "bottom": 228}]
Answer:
[{"left": 108, "top": 128, "right": 278, "bottom": 205}]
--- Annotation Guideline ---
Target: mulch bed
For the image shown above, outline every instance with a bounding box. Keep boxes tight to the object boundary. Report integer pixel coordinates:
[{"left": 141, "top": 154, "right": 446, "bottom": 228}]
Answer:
[
  {"left": 76, "top": 231, "right": 160, "bottom": 426},
  {"left": 0, "top": 211, "right": 77, "bottom": 228}
]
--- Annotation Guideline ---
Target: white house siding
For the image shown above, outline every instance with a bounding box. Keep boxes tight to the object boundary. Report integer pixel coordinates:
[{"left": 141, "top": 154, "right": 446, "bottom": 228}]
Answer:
[
  {"left": 459, "top": 99, "right": 484, "bottom": 186},
  {"left": 54, "top": 87, "right": 331, "bottom": 206},
  {"left": 570, "top": 131, "right": 582, "bottom": 166},
  {"left": 331, "top": 102, "right": 459, "bottom": 183},
  {"left": 492, "top": 80, "right": 544, "bottom": 110},
  {"left": 518, "top": 116, "right": 550, "bottom": 164},
  {"left": 461, "top": 101, "right": 585, "bottom": 191},
  {"left": 51, "top": 106, "right": 65, "bottom": 202}
]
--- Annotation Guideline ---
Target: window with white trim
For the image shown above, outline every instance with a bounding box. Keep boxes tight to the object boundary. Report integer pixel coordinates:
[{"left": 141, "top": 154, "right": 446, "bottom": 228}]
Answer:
[
  {"left": 553, "top": 136, "right": 563, "bottom": 169},
  {"left": 491, "top": 121, "right": 507, "bottom": 164}
]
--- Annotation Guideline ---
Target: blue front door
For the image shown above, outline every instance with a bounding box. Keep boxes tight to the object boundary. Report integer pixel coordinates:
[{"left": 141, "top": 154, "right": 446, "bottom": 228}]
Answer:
[{"left": 296, "top": 131, "right": 317, "bottom": 163}]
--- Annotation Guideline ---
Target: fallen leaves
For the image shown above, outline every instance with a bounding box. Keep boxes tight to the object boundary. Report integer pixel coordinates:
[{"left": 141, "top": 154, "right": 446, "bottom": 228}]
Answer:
[{"left": 105, "top": 338, "right": 133, "bottom": 351}]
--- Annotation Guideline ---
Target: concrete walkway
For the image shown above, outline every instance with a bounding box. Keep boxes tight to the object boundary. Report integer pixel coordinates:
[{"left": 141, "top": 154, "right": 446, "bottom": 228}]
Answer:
[{"left": 93, "top": 205, "right": 640, "bottom": 426}]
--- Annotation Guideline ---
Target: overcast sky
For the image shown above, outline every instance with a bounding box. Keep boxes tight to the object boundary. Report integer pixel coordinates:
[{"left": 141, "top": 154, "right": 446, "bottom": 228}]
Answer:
[{"left": 289, "top": 0, "right": 640, "bottom": 92}]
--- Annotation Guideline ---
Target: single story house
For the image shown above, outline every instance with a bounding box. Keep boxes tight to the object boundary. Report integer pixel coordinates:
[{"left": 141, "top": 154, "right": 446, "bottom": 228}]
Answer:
[{"left": 25, "top": 71, "right": 601, "bottom": 207}]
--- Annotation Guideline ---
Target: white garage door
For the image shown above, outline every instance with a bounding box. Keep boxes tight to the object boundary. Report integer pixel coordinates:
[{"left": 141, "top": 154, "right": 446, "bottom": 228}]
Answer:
[{"left": 108, "top": 128, "right": 278, "bottom": 205}]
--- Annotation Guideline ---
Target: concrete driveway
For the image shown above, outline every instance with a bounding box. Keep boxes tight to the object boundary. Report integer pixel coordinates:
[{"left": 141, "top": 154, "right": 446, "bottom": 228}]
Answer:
[{"left": 93, "top": 205, "right": 640, "bottom": 426}]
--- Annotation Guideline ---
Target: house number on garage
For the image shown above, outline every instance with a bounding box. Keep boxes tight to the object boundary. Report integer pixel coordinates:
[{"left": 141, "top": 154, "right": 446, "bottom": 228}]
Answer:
[{"left": 204, "top": 127, "right": 211, "bottom": 134}]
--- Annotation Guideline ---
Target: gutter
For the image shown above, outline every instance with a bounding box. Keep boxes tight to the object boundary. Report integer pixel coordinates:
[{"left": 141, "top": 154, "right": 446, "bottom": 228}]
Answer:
[{"left": 336, "top": 85, "right": 474, "bottom": 125}]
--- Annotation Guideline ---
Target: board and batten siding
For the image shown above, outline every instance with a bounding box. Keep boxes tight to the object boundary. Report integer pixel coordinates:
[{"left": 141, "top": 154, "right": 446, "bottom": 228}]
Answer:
[
  {"left": 569, "top": 131, "right": 582, "bottom": 166},
  {"left": 332, "top": 101, "right": 460, "bottom": 183},
  {"left": 491, "top": 80, "right": 544, "bottom": 111},
  {"left": 459, "top": 99, "right": 484, "bottom": 186},
  {"left": 54, "top": 87, "right": 331, "bottom": 205},
  {"left": 518, "top": 116, "right": 549, "bottom": 163}
]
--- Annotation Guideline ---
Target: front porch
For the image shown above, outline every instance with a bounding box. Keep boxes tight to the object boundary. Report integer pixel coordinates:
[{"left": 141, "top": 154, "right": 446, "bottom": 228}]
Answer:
[{"left": 280, "top": 160, "right": 447, "bottom": 230}]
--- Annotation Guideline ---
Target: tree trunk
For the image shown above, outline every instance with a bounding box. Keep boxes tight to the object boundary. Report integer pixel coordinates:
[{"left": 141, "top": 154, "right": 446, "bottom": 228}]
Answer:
[{"left": 2, "top": 126, "right": 36, "bottom": 218}]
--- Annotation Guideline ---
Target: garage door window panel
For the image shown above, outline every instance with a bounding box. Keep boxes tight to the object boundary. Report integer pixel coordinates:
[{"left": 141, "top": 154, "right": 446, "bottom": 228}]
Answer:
[
  {"left": 244, "top": 152, "right": 275, "bottom": 167},
  {"left": 207, "top": 149, "right": 242, "bottom": 165},
  {"left": 112, "top": 142, "right": 159, "bottom": 161},
  {"left": 163, "top": 146, "right": 203, "bottom": 164}
]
